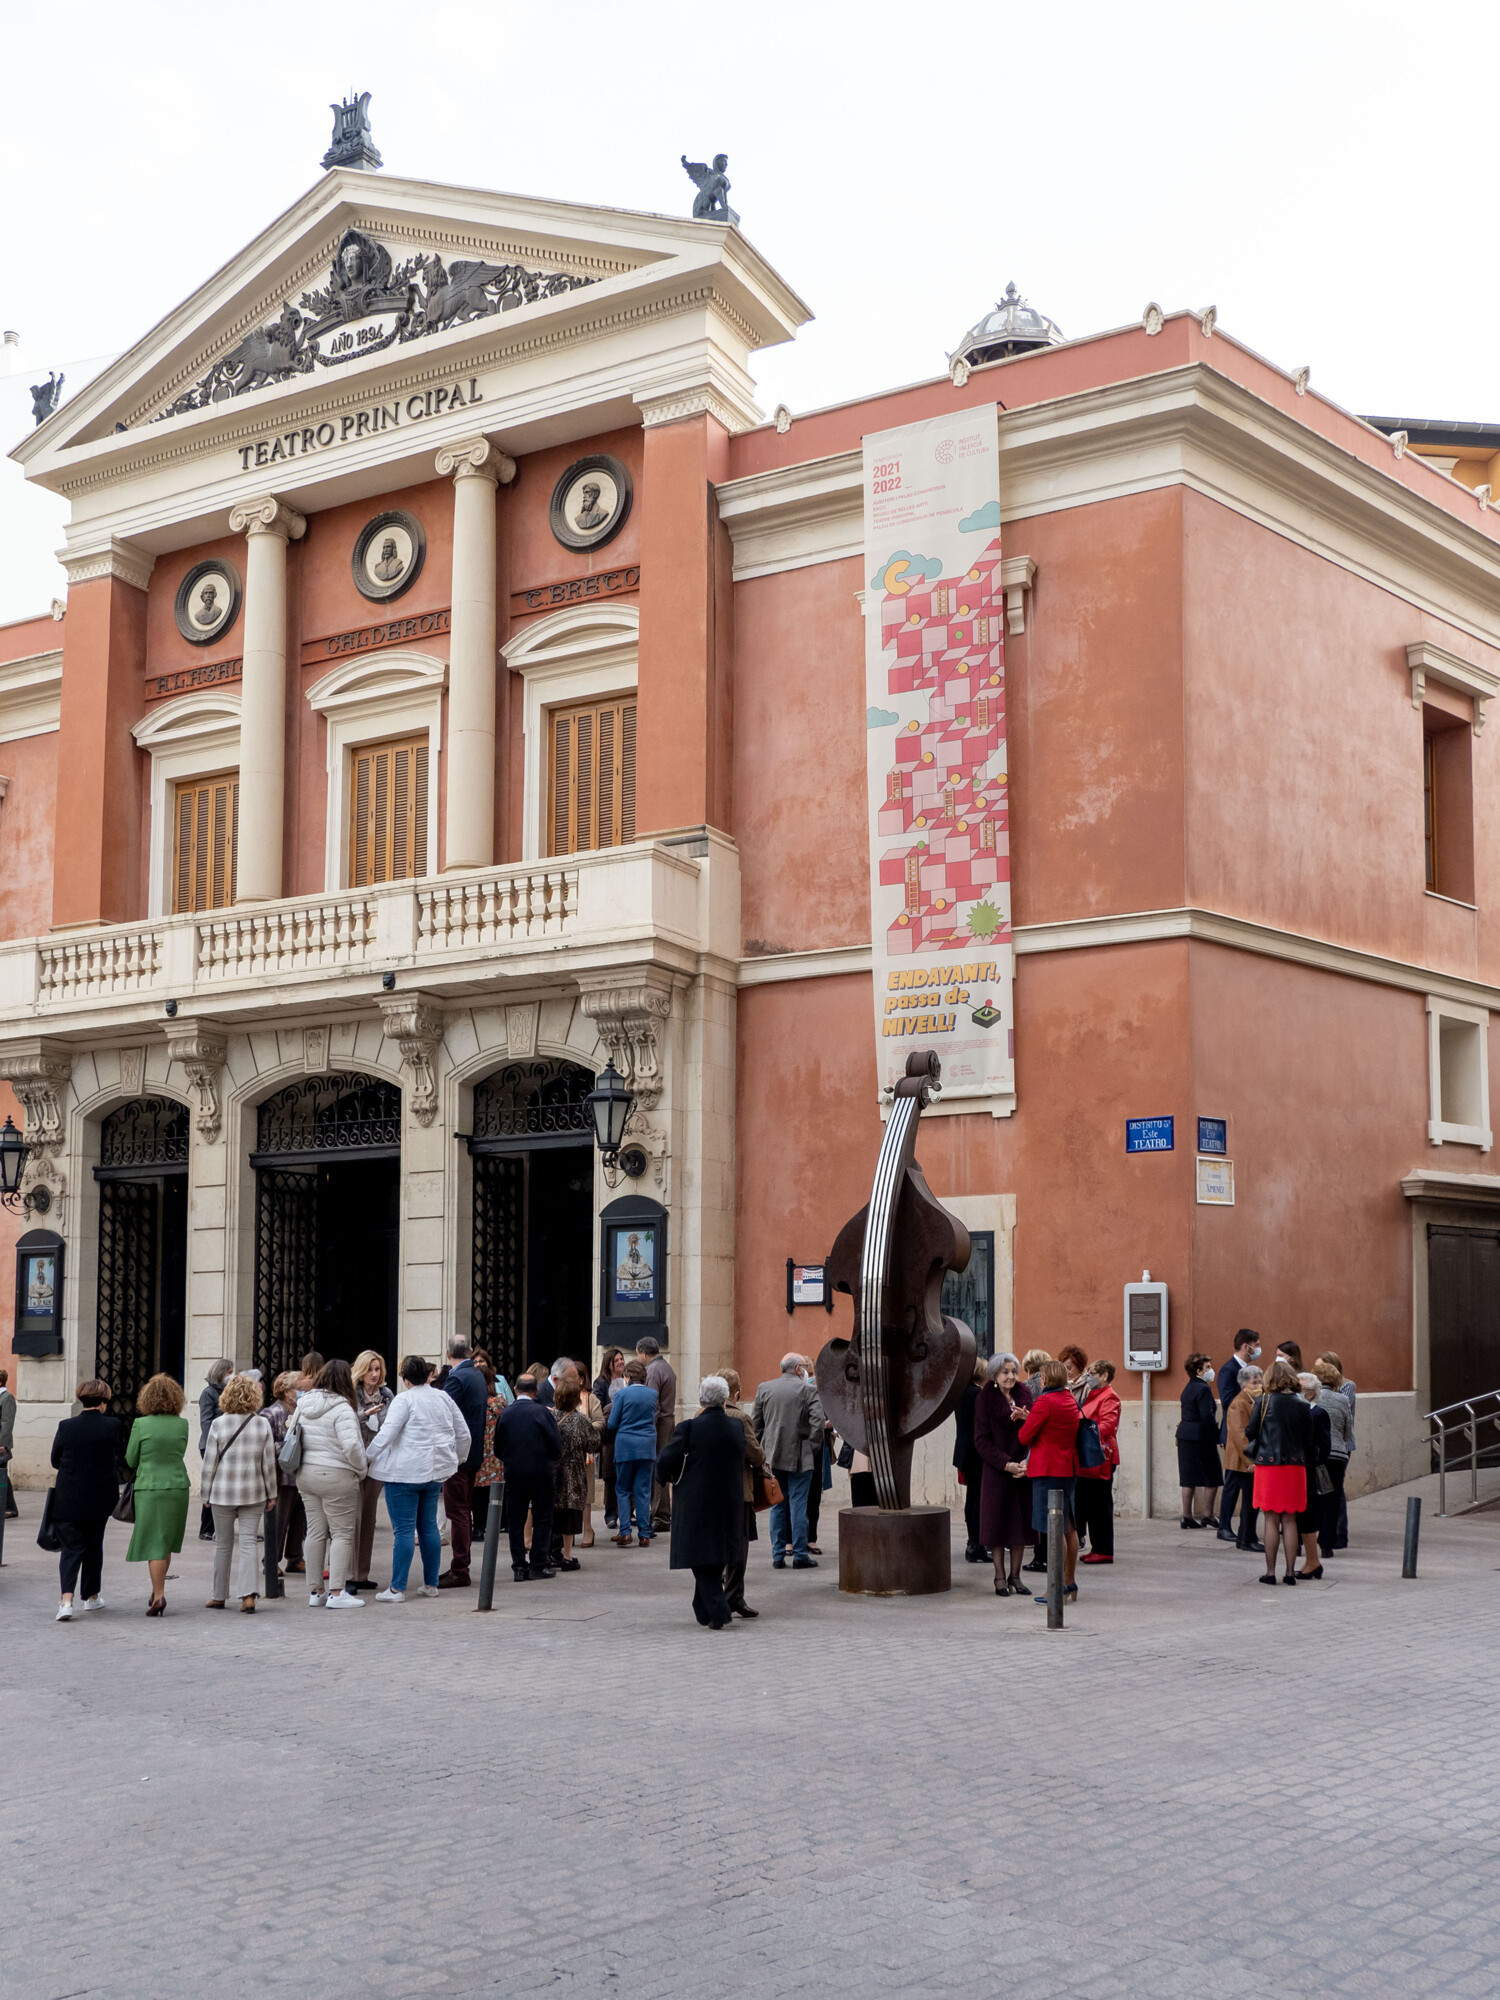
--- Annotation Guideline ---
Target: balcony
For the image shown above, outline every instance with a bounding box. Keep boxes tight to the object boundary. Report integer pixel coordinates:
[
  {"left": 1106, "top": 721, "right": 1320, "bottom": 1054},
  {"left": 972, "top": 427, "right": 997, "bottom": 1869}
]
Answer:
[{"left": 0, "top": 836, "right": 738, "bottom": 1040}]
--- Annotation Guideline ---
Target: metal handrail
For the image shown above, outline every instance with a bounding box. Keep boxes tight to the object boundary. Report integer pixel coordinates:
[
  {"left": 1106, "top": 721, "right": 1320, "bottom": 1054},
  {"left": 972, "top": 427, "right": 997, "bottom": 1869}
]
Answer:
[{"left": 1421, "top": 1389, "right": 1500, "bottom": 1515}]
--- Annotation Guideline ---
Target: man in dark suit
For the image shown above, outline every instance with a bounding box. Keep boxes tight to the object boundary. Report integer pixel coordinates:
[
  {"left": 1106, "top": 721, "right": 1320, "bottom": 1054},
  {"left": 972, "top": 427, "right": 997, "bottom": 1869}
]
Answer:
[
  {"left": 1217, "top": 1331, "right": 1261, "bottom": 1539},
  {"left": 494, "top": 1376, "right": 561, "bottom": 1581},
  {"left": 439, "top": 1337, "right": 490, "bottom": 1587}
]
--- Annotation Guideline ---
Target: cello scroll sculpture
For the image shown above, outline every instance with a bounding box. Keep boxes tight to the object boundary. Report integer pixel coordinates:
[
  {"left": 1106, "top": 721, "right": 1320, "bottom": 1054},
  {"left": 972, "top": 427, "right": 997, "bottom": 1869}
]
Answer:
[{"left": 816, "top": 1050, "right": 977, "bottom": 1512}]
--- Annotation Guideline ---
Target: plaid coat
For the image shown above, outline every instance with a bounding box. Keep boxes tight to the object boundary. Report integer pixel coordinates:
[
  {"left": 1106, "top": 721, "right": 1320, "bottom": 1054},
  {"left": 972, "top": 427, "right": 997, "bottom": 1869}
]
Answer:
[{"left": 202, "top": 1410, "right": 277, "bottom": 1508}]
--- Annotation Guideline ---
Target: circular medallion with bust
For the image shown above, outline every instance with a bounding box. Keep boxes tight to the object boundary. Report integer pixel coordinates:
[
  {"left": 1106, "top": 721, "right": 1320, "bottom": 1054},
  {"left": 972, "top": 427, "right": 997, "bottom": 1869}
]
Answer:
[
  {"left": 350, "top": 509, "right": 427, "bottom": 603},
  {"left": 173, "top": 559, "right": 242, "bottom": 646},
  {"left": 549, "top": 453, "right": 633, "bottom": 553}
]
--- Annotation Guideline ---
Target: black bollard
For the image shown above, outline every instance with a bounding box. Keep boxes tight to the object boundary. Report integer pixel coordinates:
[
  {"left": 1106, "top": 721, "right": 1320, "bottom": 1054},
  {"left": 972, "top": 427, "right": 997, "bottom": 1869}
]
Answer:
[
  {"left": 476, "top": 1479, "right": 504, "bottom": 1611},
  {"left": 1046, "top": 1487, "right": 1064, "bottom": 1629},
  {"left": 263, "top": 1502, "right": 284, "bottom": 1598},
  {"left": 1402, "top": 1495, "right": 1421, "bottom": 1578}
]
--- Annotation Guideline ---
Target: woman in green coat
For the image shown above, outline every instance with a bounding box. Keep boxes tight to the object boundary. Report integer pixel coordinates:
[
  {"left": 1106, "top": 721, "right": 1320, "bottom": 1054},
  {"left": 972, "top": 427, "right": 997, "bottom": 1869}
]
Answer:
[{"left": 125, "top": 1373, "right": 191, "bottom": 1614}]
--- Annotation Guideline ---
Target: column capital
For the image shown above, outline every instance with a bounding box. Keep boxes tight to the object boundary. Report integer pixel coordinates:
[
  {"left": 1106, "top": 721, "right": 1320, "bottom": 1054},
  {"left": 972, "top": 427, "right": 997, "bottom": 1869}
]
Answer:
[
  {"left": 228, "top": 495, "right": 307, "bottom": 541},
  {"left": 56, "top": 535, "right": 155, "bottom": 592},
  {"left": 435, "top": 436, "right": 516, "bottom": 486}
]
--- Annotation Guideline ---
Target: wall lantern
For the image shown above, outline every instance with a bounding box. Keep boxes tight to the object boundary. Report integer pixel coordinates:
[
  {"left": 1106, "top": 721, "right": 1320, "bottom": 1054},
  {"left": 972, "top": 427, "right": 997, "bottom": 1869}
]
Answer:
[
  {"left": 0, "top": 1116, "right": 28, "bottom": 1211},
  {"left": 584, "top": 1061, "right": 647, "bottom": 1180}
]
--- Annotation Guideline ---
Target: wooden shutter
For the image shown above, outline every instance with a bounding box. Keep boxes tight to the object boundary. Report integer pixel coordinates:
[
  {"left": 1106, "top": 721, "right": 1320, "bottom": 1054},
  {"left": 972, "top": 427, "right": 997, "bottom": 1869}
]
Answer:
[
  {"left": 350, "top": 736, "right": 429, "bottom": 887},
  {"left": 546, "top": 695, "right": 637, "bottom": 856},
  {"left": 172, "top": 774, "right": 238, "bottom": 913}
]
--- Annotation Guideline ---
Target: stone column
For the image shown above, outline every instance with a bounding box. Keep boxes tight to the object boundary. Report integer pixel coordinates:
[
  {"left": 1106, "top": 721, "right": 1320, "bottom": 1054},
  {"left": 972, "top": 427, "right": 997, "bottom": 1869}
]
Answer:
[
  {"left": 435, "top": 438, "right": 514, "bottom": 872},
  {"left": 228, "top": 496, "right": 305, "bottom": 902}
]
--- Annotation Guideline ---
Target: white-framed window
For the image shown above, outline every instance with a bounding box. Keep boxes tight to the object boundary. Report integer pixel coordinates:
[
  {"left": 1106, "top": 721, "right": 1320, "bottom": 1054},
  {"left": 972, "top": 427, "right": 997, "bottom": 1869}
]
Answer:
[
  {"left": 1427, "top": 995, "right": 1492, "bottom": 1150},
  {"left": 132, "top": 690, "right": 241, "bottom": 918},
  {"left": 305, "top": 651, "right": 444, "bottom": 891},
  {"left": 501, "top": 603, "right": 639, "bottom": 862}
]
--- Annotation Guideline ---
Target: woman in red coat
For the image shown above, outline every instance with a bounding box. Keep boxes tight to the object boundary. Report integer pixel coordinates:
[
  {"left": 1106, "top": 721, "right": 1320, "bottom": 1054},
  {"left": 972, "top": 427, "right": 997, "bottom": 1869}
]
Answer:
[
  {"left": 1074, "top": 1358, "right": 1122, "bottom": 1565},
  {"left": 1018, "top": 1358, "right": 1082, "bottom": 1600}
]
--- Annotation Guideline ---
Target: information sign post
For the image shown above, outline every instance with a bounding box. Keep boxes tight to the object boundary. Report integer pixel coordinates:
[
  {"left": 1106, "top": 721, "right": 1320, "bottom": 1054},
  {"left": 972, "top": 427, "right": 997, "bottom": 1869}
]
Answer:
[{"left": 1124, "top": 1272, "right": 1169, "bottom": 1519}]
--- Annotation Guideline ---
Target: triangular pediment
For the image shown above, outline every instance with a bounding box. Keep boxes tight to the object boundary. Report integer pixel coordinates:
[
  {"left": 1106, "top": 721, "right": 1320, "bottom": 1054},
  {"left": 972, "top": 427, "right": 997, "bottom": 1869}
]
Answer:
[{"left": 16, "top": 169, "right": 809, "bottom": 481}]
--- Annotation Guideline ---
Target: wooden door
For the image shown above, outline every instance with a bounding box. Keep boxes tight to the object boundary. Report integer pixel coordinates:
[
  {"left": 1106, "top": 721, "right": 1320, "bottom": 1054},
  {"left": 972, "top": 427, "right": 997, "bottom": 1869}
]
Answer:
[
  {"left": 349, "top": 736, "right": 429, "bottom": 887},
  {"left": 547, "top": 695, "right": 637, "bottom": 856}
]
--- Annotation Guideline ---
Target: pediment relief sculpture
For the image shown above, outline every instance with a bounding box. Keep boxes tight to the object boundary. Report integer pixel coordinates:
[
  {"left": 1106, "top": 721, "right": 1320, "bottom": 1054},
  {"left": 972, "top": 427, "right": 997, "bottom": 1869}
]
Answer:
[{"left": 154, "top": 226, "right": 598, "bottom": 423}]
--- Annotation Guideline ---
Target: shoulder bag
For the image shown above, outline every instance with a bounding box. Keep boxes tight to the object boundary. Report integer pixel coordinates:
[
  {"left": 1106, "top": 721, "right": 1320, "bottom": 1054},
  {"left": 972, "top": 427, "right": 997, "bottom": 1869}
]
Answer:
[
  {"left": 277, "top": 1409, "right": 305, "bottom": 1475},
  {"left": 752, "top": 1463, "right": 783, "bottom": 1512},
  {"left": 37, "top": 1485, "right": 62, "bottom": 1552},
  {"left": 206, "top": 1413, "right": 261, "bottom": 1503},
  {"left": 111, "top": 1474, "right": 136, "bottom": 1524},
  {"left": 1074, "top": 1414, "right": 1105, "bottom": 1471}
]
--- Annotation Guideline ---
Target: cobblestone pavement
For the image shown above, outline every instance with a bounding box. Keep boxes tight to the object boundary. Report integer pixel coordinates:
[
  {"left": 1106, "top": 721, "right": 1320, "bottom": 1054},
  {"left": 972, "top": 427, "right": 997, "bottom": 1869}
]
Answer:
[{"left": 2, "top": 1473, "right": 1498, "bottom": 2000}]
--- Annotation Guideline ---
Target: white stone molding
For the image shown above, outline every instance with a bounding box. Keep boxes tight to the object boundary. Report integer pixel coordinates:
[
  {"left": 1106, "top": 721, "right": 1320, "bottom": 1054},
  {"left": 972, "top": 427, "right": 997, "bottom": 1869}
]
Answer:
[
  {"left": 57, "top": 536, "right": 155, "bottom": 591},
  {"left": 0, "top": 1040, "right": 73, "bottom": 1218},
  {"left": 577, "top": 972, "right": 674, "bottom": 1109},
  {"left": 505, "top": 1001, "right": 539, "bottom": 1058},
  {"left": 378, "top": 993, "right": 445, "bottom": 1125},
  {"left": 1001, "top": 555, "right": 1037, "bottom": 636},
  {"left": 50, "top": 598, "right": 66, "bottom": 621},
  {"left": 949, "top": 357, "right": 971, "bottom": 388},
  {"left": 164, "top": 1020, "right": 229, "bottom": 1143},
  {"left": 634, "top": 385, "right": 745, "bottom": 432},
  {"left": 1390, "top": 431, "right": 1409, "bottom": 460},
  {"left": 1142, "top": 303, "right": 1165, "bottom": 336},
  {"left": 1407, "top": 640, "right": 1499, "bottom": 735},
  {"left": 227, "top": 495, "right": 306, "bottom": 541},
  {"left": 0, "top": 650, "right": 62, "bottom": 743},
  {"left": 715, "top": 449, "right": 863, "bottom": 582},
  {"left": 1477, "top": 485, "right": 1492, "bottom": 512},
  {"left": 304, "top": 1024, "right": 330, "bottom": 1073},
  {"left": 132, "top": 690, "right": 242, "bottom": 917},
  {"left": 434, "top": 436, "right": 516, "bottom": 485},
  {"left": 1426, "top": 994, "right": 1492, "bottom": 1151},
  {"left": 306, "top": 651, "right": 446, "bottom": 889},
  {"left": 774, "top": 404, "right": 792, "bottom": 434},
  {"left": 1198, "top": 306, "right": 1217, "bottom": 338},
  {"left": 1292, "top": 366, "right": 1310, "bottom": 395},
  {"left": 118, "top": 1046, "right": 147, "bottom": 1097},
  {"left": 502, "top": 604, "right": 640, "bottom": 861}
]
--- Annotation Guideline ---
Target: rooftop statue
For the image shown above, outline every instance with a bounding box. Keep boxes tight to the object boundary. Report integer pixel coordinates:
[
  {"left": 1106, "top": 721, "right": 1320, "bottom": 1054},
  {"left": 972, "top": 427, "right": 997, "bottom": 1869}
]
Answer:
[
  {"left": 681, "top": 153, "right": 739, "bottom": 225},
  {"left": 322, "top": 90, "right": 383, "bottom": 172},
  {"left": 30, "top": 373, "right": 63, "bottom": 426}
]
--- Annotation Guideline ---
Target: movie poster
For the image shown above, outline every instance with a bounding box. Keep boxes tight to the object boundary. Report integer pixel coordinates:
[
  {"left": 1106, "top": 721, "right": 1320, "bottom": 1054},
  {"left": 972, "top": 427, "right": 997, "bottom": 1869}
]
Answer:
[{"left": 863, "top": 407, "right": 1014, "bottom": 1108}]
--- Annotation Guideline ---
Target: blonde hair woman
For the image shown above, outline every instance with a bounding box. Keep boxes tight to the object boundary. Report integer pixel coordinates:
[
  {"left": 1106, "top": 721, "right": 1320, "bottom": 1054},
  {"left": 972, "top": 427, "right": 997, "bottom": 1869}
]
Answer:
[
  {"left": 125, "top": 1374, "right": 191, "bottom": 1615},
  {"left": 349, "top": 1350, "right": 394, "bottom": 1591},
  {"left": 202, "top": 1374, "right": 277, "bottom": 1613}
]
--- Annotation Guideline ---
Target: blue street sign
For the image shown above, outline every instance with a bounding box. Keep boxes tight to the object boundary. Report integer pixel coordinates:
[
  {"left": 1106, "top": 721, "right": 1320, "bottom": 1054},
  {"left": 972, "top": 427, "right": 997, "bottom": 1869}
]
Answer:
[
  {"left": 1126, "top": 1117, "right": 1174, "bottom": 1153},
  {"left": 1197, "top": 1117, "right": 1227, "bottom": 1156}
]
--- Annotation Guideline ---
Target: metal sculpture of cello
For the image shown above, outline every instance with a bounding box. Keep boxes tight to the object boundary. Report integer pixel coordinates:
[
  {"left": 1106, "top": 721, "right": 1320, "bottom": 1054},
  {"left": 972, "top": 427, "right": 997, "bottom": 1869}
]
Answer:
[{"left": 816, "top": 1050, "right": 977, "bottom": 1536}]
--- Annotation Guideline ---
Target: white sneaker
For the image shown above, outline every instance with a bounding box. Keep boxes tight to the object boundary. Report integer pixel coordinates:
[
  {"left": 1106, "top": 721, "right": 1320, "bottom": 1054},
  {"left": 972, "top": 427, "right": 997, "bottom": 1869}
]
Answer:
[
  {"left": 374, "top": 1586, "right": 405, "bottom": 1603},
  {"left": 416, "top": 1583, "right": 440, "bottom": 1598},
  {"left": 55, "top": 1601, "right": 74, "bottom": 1621},
  {"left": 326, "top": 1590, "right": 365, "bottom": 1608},
  {"left": 82, "top": 1596, "right": 105, "bottom": 1611},
  {"left": 308, "top": 1591, "right": 327, "bottom": 1607}
]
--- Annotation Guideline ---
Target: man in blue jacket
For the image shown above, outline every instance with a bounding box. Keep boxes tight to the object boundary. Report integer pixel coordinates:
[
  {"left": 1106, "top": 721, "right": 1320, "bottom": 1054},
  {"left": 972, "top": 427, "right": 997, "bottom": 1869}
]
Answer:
[
  {"left": 439, "top": 1336, "right": 490, "bottom": 1587},
  {"left": 1216, "top": 1330, "right": 1260, "bottom": 1540},
  {"left": 494, "top": 1375, "right": 562, "bottom": 1580}
]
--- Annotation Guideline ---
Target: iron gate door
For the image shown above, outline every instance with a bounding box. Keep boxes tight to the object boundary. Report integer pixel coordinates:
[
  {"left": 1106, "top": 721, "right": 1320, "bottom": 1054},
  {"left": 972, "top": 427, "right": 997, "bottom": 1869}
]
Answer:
[
  {"left": 472, "top": 1152, "right": 526, "bottom": 1382},
  {"left": 96, "top": 1179, "right": 159, "bottom": 1444},
  {"left": 254, "top": 1169, "right": 318, "bottom": 1387}
]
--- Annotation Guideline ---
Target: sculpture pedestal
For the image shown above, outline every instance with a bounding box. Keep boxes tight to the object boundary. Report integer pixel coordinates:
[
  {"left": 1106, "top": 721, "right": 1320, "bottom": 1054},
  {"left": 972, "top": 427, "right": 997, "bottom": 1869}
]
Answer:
[{"left": 837, "top": 1505, "right": 951, "bottom": 1596}]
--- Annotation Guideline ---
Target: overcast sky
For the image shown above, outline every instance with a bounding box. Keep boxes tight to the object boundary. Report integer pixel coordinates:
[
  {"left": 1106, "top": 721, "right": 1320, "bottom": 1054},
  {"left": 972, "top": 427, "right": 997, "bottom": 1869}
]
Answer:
[{"left": 2, "top": 0, "right": 1495, "bottom": 624}]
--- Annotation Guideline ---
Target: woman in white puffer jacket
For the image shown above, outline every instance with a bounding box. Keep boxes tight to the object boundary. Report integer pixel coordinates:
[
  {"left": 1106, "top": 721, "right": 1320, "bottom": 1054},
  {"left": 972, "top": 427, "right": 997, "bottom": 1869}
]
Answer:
[
  {"left": 290, "top": 1359, "right": 368, "bottom": 1607},
  {"left": 365, "top": 1354, "right": 472, "bottom": 1602}
]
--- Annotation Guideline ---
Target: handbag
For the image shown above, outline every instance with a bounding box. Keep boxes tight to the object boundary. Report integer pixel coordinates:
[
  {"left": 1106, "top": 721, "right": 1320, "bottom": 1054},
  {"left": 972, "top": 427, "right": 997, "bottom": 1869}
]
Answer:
[
  {"left": 111, "top": 1475, "right": 136, "bottom": 1524},
  {"left": 36, "top": 1485, "right": 62, "bottom": 1552},
  {"left": 277, "top": 1410, "right": 304, "bottom": 1475},
  {"left": 753, "top": 1464, "right": 783, "bottom": 1512},
  {"left": 1074, "top": 1415, "right": 1105, "bottom": 1471},
  {"left": 1316, "top": 1463, "right": 1335, "bottom": 1496}
]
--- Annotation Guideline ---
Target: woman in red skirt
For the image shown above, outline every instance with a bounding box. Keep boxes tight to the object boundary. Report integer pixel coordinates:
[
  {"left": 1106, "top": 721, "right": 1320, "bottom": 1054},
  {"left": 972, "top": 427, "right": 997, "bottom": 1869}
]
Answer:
[{"left": 1245, "top": 1359, "right": 1314, "bottom": 1584}]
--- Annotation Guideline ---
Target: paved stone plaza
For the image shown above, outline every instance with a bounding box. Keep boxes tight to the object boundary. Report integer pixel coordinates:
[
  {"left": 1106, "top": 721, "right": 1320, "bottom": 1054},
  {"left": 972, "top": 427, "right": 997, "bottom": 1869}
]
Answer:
[{"left": 2, "top": 1475, "right": 1497, "bottom": 1999}]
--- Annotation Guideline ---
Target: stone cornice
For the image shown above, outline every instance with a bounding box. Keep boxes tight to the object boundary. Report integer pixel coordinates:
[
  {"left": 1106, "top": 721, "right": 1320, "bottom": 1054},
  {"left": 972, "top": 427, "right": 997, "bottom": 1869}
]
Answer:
[
  {"left": 635, "top": 384, "right": 749, "bottom": 433},
  {"left": 57, "top": 536, "right": 155, "bottom": 591},
  {"left": 0, "top": 650, "right": 63, "bottom": 743}
]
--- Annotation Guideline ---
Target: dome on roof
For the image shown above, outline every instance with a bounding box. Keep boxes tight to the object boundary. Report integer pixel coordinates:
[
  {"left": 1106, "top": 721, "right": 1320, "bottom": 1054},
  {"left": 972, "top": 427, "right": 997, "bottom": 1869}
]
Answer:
[{"left": 952, "top": 282, "right": 1065, "bottom": 367}]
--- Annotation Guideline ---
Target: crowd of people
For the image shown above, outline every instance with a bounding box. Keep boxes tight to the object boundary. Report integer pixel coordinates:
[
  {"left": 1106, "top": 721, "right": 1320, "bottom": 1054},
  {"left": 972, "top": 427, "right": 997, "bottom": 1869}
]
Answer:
[{"left": 33, "top": 1326, "right": 1361, "bottom": 1621}]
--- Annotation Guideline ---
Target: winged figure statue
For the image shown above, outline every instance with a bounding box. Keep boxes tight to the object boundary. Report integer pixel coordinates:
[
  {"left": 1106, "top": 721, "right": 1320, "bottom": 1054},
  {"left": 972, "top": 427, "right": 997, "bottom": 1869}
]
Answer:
[{"left": 681, "top": 153, "right": 739, "bottom": 225}]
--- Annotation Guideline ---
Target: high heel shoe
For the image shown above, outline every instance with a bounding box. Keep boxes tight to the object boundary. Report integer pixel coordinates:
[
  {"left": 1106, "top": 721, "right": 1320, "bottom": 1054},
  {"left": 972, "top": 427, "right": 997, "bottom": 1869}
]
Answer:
[
  {"left": 146, "top": 1597, "right": 165, "bottom": 1616},
  {"left": 1297, "top": 1565, "right": 1323, "bottom": 1581},
  {"left": 994, "top": 1578, "right": 1006, "bottom": 1596}
]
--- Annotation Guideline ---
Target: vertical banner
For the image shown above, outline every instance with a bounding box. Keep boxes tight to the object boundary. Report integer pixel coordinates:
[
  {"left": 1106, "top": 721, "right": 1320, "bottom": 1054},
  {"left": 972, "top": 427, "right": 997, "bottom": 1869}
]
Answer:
[{"left": 863, "top": 407, "right": 1014, "bottom": 1108}]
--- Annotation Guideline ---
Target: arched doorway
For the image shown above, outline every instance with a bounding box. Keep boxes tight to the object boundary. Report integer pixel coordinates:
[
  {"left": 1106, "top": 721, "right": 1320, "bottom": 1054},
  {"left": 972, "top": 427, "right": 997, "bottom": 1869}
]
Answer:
[
  {"left": 251, "top": 1073, "right": 400, "bottom": 1385},
  {"left": 469, "top": 1059, "right": 595, "bottom": 1381},
  {"left": 94, "top": 1097, "right": 190, "bottom": 1431}
]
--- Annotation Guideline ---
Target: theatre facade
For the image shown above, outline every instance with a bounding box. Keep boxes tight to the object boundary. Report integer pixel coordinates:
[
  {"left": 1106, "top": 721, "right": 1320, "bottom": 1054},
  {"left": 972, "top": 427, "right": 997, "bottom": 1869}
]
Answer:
[{"left": 4, "top": 154, "right": 1500, "bottom": 1506}]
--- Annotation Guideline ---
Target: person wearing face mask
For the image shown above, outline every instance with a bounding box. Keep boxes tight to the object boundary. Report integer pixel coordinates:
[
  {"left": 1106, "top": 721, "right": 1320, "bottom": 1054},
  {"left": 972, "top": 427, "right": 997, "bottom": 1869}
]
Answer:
[
  {"left": 1216, "top": 1332, "right": 1261, "bottom": 1540},
  {"left": 1176, "top": 1354, "right": 1222, "bottom": 1529}
]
